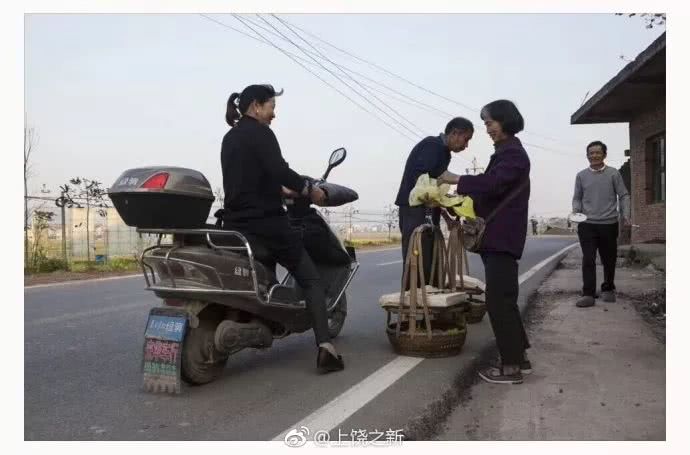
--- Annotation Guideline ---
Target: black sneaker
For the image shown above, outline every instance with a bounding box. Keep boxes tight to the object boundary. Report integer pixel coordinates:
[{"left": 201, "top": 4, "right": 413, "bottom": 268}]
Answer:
[
  {"left": 491, "top": 357, "right": 532, "bottom": 375},
  {"left": 478, "top": 366, "right": 523, "bottom": 384},
  {"left": 317, "top": 347, "right": 344, "bottom": 374},
  {"left": 576, "top": 296, "right": 595, "bottom": 308},
  {"left": 600, "top": 291, "right": 616, "bottom": 302}
]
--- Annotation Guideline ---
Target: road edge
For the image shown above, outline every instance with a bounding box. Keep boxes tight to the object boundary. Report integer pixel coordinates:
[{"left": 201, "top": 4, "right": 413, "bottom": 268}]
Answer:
[{"left": 402, "top": 243, "right": 578, "bottom": 440}]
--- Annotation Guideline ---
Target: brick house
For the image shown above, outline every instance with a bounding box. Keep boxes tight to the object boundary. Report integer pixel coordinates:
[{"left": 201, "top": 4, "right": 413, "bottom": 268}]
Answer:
[{"left": 571, "top": 32, "right": 665, "bottom": 244}]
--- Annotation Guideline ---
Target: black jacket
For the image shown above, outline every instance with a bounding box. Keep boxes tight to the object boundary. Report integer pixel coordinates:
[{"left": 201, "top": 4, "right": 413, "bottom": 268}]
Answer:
[
  {"left": 456, "top": 136, "right": 531, "bottom": 259},
  {"left": 221, "top": 116, "right": 305, "bottom": 221},
  {"left": 394, "top": 135, "right": 451, "bottom": 207}
]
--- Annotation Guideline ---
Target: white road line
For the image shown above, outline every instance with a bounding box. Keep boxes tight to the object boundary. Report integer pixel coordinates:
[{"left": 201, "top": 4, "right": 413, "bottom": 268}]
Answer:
[
  {"left": 271, "top": 241, "right": 578, "bottom": 441},
  {"left": 376, "top": 260, "right": 403, "bottom": 266},
  {"left": 272, "top": 356, "right": 423, "bottom": 441},
  {"left": 27, "top": 302, "right": 150, "bottom": 326},
  {"left": 24, "top": 274, "right": 143, "bottom": 290},
  {"left": 518, "top": 243, "right": 578, "bottom": 285}
]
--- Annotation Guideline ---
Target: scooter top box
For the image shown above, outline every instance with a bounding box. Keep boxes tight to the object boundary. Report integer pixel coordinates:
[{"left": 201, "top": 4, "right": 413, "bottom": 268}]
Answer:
[{"left": 109, "top": 166, "right": 215, "bottom": 229}]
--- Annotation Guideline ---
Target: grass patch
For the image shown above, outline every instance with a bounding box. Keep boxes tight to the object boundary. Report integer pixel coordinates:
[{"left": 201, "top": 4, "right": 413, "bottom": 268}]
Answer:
[
  {"left": 69, "top": 257, "right": 140, "bottom": 273},
  {"left": 26, "top": 256, "right": 141, "bottom": 275},
  {"left": 345, "top": 237, "right": 401, "bottom": 249}
]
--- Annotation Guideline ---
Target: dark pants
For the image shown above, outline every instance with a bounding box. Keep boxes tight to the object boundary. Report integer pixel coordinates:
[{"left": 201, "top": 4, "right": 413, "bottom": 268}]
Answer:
[
  {"left": 482, "top": 252, "right": 530, "bottom": 365},
  {"left": 224, "top": 215, "right": 330, "bottom": 346},
  {"left": 398, "top": 205, "right": 440, "bottom": 287},
  {"left": 577, "top": 222, "right": 619, "bottom": 297}
]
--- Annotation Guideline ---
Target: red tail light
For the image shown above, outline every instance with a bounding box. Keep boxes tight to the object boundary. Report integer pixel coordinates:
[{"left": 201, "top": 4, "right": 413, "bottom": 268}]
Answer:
[{"left": 141, "top": 172, "right": 169, "bottom": 189}]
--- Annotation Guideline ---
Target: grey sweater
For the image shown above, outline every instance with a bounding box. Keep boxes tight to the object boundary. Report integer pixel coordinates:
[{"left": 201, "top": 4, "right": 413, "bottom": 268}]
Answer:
[{"left": 572, "top": 166, "right": 631, "bottom": 224}]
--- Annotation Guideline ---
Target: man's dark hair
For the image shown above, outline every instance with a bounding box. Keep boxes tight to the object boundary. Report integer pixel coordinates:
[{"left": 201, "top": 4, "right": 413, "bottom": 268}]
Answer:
[
  {"left": 586, "top": 140, "right": 608, "bottom": 156},
  {"left": 226, "top": 84, "right": 284, "bottom": 127},
  {"left": 480, "top": 99, "right": 525, "bottom": 135},
  {"left": 445, "top": 117, "right": 474, "bottom": 135}
]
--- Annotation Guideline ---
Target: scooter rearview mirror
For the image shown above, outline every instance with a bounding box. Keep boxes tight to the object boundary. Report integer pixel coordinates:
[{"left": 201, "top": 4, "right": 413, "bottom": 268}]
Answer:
[
  {"left": 329, "top": 148, "right": 346, "bottom": 167},
  {"left": 322, "top": 147, "right": 347, "bottom": 181}
]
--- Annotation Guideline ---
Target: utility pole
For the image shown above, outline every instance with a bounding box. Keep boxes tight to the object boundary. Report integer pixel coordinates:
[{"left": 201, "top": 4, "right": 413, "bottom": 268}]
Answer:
[
  {"left": 465, "top": 156, "right": 484, "bottom": 175},
  {"left": 345, "top": 205, "right": 358, "bottom": 241},
  {"left": 385, "top": 204, "right": 399, "bottom": 240}
]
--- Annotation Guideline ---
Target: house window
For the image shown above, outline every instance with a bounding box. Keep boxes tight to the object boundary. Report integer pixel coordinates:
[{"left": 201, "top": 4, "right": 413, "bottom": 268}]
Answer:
[
  {"left": 649, "top": 134, "right": 665, "bottom": 203},
  {"left": 647, "top": 133, "right": 666, "bottom": 204}
]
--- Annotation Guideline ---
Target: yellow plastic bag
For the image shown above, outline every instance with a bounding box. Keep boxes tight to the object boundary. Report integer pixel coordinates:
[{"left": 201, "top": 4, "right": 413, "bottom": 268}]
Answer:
[
  {"left": 408, "top": 174, "right": 476, "bottom": 219},
  {"left": 450, "top": 196, "right": 476, "bottom": 219}
]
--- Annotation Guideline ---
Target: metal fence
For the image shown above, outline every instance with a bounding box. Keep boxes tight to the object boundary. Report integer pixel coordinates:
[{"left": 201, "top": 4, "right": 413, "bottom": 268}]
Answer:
[{"left": 25, "top": 201, "right": 399, "bottom": 263}]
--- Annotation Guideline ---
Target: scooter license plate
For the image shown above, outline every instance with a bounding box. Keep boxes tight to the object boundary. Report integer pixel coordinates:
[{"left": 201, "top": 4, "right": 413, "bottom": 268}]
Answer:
[{"left": 142, "top": 308, "right": 187, "bottom": 394}]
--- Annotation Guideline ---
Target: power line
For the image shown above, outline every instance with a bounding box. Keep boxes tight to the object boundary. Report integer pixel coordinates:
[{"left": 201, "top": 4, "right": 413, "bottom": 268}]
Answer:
[
  {"left": 228, "top": 14, "right": 419, "bottom": 143},
  {"left": 264, "top": 17, "right": 482, "bottom": 170},
  {"left": 241, "top": 15, "right": 458, "bottom": 121},
  {"left": 200, "top": 14, "right": 571, "bottom": 164},
  {"left": 201, "top": 14, "right": 453, "bottom": 123},
  {"left": 522, "top": 141, "right": 579, "bottom": 157},
  {"left": 255, "top": 14, "right": 423, "bottom": 140},
  {"left": 282, "top": 17, "right": 477, "bottom": 113},
  {"left": 200, "top": 14, "right": 480, "bottom": 170},
  {"left": 269, "top": 14, "right": 426, "bottom": 137},
  {"left": 200, "top": 13, "right": 418, "bottom": 142},
  {"left": 276, "top": 16, "right": 583, "bottom": 149}
]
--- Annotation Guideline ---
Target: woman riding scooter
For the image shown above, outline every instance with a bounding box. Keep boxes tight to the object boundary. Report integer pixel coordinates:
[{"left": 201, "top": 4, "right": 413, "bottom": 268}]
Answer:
[{"left": 220, "top": 83, "right": 345, "bottom": 373}]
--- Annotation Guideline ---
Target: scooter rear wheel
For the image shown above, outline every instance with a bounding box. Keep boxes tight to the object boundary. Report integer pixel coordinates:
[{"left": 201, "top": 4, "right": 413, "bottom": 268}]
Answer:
[{"left": 181, "top": 312, "right": 229, "bottom": 385}]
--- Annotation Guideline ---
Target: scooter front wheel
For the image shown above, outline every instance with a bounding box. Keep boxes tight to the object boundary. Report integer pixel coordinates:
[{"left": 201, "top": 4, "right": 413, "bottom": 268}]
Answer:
[
  {"left": 328, "top": 293, "right": 348, "bottom": 338},
  {"left": 181, "top": 312, "right": 229, "bottom": 385}
]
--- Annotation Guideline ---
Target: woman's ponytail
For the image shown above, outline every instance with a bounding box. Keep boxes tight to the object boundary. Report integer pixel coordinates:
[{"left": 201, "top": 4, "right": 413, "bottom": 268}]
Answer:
[{"left": 225, "top": 92, "right": 241, "bottom": 127}]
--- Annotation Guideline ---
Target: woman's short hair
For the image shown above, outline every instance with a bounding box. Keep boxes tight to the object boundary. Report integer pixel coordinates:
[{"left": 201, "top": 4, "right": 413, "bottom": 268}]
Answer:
[
  {"left": 226, "top": 84, "right": 284, "bottom": 127},
  {"left": 444, "top": 117, "right": 474, "bottom": 135},
  {"left": 480, "top": 99, "right": 525, "bottom": 135}
]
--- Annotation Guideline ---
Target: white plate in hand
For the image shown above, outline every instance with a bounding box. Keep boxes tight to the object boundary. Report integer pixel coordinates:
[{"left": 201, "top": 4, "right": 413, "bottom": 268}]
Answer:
[{"left": 569, "top": 213, "right": 587, "bottom": 222}]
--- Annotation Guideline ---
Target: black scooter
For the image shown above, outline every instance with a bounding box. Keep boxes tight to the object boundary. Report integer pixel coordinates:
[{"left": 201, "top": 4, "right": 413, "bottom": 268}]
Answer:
[{"left": 109, "top": 148, "right": 359, "bottom": 392}]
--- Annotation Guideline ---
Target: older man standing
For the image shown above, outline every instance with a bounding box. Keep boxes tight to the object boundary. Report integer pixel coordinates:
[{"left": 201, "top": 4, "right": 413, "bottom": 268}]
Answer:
[
  {"left": 394, "top": 117, "right": 474, "bottom": 284},
  {"left": 572, "top": 140, "right": 631, "bottom": 308}
]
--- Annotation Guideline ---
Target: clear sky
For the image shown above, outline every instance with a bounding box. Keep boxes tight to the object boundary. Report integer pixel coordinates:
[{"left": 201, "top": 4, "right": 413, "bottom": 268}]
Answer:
[{"left": 24, "top": 13, "right": 665, "bottom": 218}]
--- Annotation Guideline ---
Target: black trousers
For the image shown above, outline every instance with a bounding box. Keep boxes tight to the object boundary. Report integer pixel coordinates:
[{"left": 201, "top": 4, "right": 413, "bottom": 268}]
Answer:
[
  {"left": 482, "top": 252, "right": 530, "bottom": 365},
  {"left": 577, "top": 222, "right": 619, "bottom": 297},
  {"left": 398, "top": 206, "right": 440, "bottom": 287},
  {"left": 224, "top": 215, "right": 330, "bottom": 346}
]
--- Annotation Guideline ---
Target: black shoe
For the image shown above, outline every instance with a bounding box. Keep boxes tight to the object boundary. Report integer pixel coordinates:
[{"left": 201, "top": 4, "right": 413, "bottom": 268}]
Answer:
[
  {"left": 478, "top": 366, "right": 523, "bottom": 384},
  {"left": 600, "top": 291, "right": 616, "bottom": 302},
  {"left": 576, "top": 296, "right": 595, "bottom": 308},
  {"left": 317, "top": 347, "right": 344, "bottom": 373},
  {"left": 491, "top": 357, "right": 532, "bottom": 375}
]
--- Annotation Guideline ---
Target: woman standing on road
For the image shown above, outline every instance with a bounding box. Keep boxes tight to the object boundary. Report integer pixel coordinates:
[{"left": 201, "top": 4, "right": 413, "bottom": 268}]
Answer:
[{"left": 455, "top": 99, "right": 532, "bottom": 384}]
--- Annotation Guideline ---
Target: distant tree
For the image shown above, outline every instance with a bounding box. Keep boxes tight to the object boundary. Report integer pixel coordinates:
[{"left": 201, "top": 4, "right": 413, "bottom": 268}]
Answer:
[
  {"left": 385, "top": 205, "right": 399, "bottom": 240},
  {"left": 28, "top": 210, "right": 56, "bottom": 272},
  {"left": 616, "top": 13, "right": 666, "bottom": 29},
  {"left": 24, "top": 118, "right": 38, "bottom": 265},
  {"left": 60, "top": 178, "right": 110, "bottom": 262}
]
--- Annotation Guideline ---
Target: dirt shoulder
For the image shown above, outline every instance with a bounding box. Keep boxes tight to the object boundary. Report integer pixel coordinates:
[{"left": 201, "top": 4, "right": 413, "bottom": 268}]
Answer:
[{"left": 435, "top": 248, "right": 665, "bottom": 440}]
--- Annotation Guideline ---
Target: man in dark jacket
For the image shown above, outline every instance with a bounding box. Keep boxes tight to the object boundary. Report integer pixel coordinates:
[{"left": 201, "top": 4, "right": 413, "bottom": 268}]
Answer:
[{"left": 394, "top": 117, "right": 474, "bottom": 284}]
